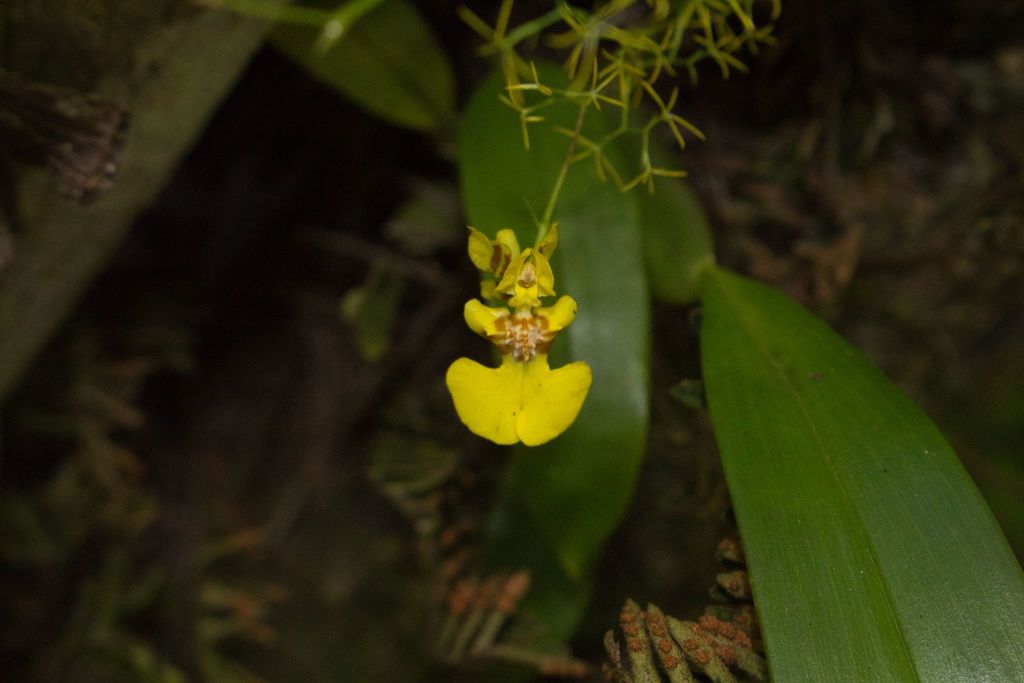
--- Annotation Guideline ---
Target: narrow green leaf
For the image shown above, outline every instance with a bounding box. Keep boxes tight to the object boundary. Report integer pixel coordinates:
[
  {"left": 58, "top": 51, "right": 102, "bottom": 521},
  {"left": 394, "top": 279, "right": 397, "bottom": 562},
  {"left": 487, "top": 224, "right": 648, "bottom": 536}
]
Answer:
[
  {"left": 272, "top": 0, "right": 454, "bottom": 131},
  {"left": 636, "top": 178, "right": 714, "bottom": 304},
  {"left": 460, "top": 65, "right": 649, "bottom": 643},
  {"left": 699, "top": 265, "right": 1024, "bottom": 681}
]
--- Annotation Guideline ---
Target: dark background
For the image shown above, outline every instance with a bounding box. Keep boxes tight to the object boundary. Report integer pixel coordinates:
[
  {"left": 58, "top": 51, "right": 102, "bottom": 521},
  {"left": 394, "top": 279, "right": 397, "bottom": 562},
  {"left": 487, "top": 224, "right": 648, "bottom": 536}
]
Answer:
[{"left": 1, "top": 0, "right": 1022, "bottom": 680}]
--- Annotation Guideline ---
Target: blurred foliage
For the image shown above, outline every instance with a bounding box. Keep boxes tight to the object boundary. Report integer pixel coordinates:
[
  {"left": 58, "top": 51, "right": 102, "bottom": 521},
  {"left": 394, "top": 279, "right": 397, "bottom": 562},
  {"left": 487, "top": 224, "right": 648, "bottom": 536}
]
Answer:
[
  {"left": 0, "top": 313, "right": 282, "bottom": 682},
  {"left": 273, "top": 0, "right": 454, "bottom": 130},
  {"left": 202, "top": 0, "right": 455, "bottom": 130},
  {"left": 340, "top": 262, "right": 406, "bottom": 362}
]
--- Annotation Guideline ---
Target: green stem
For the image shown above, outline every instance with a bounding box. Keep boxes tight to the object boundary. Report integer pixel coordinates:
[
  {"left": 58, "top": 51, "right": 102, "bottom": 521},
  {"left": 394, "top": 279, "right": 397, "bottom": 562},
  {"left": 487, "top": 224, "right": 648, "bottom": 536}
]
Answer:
[
  {"left": 208, "top": 0, "right": 387, "bottom": 51},
  {"left": 314, "top": 0, "right": 387, "bottom": 52},
  {"left": 536, "top": 101, "right": 588, "bottom": 247},
  {"left": 493, "top": 7, "right": 564, "bottom": 52}
]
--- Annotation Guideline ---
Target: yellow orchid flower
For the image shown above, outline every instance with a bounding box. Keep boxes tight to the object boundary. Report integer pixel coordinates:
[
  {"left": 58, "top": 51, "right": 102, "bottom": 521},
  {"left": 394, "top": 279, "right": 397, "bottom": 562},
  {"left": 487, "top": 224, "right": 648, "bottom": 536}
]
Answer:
[{"left": 447, "top": 224, "right": 592, "bottom": 446}]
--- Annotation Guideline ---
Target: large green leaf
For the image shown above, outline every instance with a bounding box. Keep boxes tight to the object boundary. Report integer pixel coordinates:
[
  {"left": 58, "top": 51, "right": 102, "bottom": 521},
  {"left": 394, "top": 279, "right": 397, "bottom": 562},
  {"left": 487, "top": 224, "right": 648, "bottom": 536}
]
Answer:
[
  {"left": 459, "top": 65, "right": 649, "bottom": 642},
  {"left": 272, "top": 0, "right": 453, "bottom": 131},
  {"left": 699, "top": 265, "right": 1024, "bottom": 681},
  {"left": 636, "top": 178, "right": 713, "bottom": 305}
]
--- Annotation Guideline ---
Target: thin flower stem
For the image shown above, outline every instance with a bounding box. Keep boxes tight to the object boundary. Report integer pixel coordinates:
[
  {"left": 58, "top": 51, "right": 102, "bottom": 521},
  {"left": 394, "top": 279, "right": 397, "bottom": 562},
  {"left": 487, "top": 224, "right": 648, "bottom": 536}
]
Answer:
[
  {"left": 536, "top": 101, "right": 589, "bottom": 247},
  {"left": 495, "top": 8, "right": 564, "bottom": 51}
]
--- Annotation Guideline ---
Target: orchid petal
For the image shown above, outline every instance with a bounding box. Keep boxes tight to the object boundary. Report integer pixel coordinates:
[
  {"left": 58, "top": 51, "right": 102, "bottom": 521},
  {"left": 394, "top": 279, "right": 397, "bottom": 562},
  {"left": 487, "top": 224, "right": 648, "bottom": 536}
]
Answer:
[{"left": 446, "top": 355, "right": 592, "bottom": 446}]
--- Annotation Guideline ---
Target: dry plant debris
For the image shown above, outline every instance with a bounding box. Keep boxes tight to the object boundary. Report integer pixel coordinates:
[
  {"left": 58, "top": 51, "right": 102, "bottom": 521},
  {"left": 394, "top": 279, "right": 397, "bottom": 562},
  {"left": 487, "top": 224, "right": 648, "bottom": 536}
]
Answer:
[{"left": 603, "top": 537, "right": 766, "bottom": 682}]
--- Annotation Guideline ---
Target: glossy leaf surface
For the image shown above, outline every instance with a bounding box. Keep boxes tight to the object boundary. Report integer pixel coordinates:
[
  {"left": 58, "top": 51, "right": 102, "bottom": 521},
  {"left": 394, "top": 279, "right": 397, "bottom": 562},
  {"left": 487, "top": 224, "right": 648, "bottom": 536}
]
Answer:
[
  {"left": 699, "top": 266, "right": 1024, "bottom": 681},
  {"left": 272, "top": 0, "right": 453, "bottom": 131},
  {"left": 459, "top": 65, "right": 650, "bottom": 643}
]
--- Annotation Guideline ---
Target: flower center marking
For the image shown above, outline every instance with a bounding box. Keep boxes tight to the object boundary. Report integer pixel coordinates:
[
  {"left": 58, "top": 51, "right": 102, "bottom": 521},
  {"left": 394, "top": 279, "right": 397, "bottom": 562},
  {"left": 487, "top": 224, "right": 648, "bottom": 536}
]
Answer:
[
  {"left": 498, "top": 313, "right": 550, "bottom": 362},
  {"left": 517, "top": 262, "right": 536, "bottom": 288}
]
